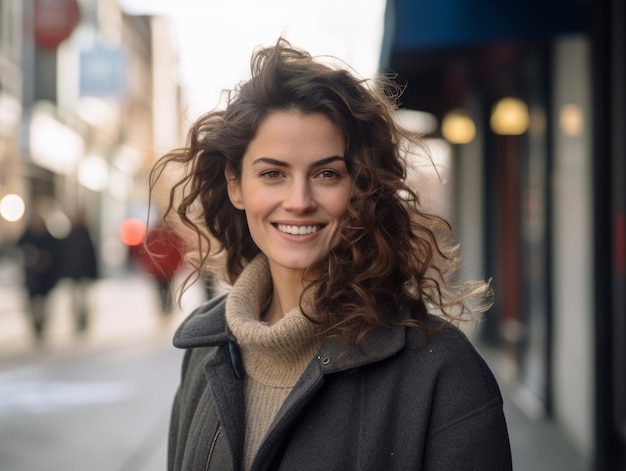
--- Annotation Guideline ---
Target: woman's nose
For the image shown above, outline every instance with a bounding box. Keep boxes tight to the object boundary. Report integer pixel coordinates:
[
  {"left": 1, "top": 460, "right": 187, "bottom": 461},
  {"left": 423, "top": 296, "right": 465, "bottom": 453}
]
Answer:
[{"left": 283, "top": 179, "right": 316, "bottom": 212}]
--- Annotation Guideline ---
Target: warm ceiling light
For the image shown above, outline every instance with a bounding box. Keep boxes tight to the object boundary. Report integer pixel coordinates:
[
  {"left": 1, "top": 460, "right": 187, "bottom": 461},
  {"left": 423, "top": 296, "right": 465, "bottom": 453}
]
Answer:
[
  {"left": 441, "top": 109, "right": 476, "bottom": 144},
  {"left": 559, "top": 104, "right": 584, "bottom": 136},
  {"left": 490, "top": 98, "right": 529, "bottom": 135}
]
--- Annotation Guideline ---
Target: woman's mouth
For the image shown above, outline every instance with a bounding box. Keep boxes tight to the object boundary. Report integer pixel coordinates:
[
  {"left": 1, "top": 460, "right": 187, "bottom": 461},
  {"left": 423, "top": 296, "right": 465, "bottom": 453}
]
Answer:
[{"left": 275, "top": 224, "right": 321, "bottom": 235}]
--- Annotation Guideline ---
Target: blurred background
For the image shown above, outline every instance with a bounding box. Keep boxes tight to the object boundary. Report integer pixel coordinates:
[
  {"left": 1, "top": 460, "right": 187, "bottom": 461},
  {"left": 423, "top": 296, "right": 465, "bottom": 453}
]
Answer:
[{"left": 0, "top": 0, "right": 624, "bottom": 469}]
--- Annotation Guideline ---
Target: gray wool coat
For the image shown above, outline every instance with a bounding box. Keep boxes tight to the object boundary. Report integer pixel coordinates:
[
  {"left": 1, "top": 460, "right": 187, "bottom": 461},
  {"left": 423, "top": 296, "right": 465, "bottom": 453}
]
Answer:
[{"left": 168, "top": 294, "right": 512, "bottom": 470}]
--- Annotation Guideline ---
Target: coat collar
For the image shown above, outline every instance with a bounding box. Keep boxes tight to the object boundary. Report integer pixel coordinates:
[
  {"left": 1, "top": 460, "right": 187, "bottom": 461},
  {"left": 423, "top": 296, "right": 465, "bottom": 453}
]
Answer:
[
  {"left": 315, "top": 306, "right": 410, "bottom": 373},
  {"left": 173, "top": 293, "right": 231, "bottom": 348},
  {"left": 173, "top": 294, "right": 413, "bottom": 373}
]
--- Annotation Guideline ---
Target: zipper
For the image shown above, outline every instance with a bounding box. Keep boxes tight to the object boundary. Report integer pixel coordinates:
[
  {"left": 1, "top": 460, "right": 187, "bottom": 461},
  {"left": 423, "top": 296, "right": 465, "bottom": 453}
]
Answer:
[{"left": 204, "top": 425, "right": 222, "bottom": 471}]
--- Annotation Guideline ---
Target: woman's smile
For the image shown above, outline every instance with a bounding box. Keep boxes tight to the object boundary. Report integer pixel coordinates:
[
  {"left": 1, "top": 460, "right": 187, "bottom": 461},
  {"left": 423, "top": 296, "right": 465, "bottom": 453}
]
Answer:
[{"left": 275, "top": 223, "right": 322, "bottom": 236}]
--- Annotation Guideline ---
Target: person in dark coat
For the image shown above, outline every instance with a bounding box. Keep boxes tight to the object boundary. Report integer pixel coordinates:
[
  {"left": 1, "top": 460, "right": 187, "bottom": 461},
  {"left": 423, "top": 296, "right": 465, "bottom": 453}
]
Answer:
[
  {"left": 153, "top": 38, "right": 512, "bottom": 470},
  {"left": 17, "top": 209, "right": 60, "bottom": 340},
  {"left": 58, "top": 210, "right": 98, "bottom": 333}
]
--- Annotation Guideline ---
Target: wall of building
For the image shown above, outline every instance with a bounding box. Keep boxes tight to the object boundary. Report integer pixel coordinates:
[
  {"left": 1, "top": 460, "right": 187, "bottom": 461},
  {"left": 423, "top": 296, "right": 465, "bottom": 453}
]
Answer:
[
  {"left": 551, "top": 35, "right": 593, "bottom": 462},
  {"left": 0, "top": 0, "right": 24, "bottom": 243}
]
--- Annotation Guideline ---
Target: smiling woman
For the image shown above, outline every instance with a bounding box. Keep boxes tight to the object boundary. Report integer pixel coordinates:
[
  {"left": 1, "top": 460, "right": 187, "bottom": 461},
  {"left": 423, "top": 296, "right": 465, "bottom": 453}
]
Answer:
[{"left": 152, "top": 38, "right": 512, "bottom": 470}]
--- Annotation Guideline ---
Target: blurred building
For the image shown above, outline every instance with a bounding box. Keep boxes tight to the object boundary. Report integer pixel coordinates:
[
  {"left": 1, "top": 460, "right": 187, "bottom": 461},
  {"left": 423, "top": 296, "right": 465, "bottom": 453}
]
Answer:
[
  {"left": 0, "top": 0, "right": 182, "bottom": 275},
  {"left": 0, "top": 0, "right": 24, "bottom": 243},
  {"left": 381, "top": 0, "right": 624, "bottom": 468}
]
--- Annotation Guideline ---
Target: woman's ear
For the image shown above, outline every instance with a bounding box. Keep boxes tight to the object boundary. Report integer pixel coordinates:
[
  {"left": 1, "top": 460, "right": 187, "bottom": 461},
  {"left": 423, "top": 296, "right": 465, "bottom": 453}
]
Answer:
[{"left": 224, "top": 167, "right": 244, "bottom": 210}]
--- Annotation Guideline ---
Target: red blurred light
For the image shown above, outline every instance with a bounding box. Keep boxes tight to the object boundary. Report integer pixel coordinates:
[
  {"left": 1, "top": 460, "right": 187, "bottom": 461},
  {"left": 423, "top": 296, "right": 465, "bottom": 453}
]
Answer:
[{"left": 119, "top": 218, "right": 146, "bottom": 246}]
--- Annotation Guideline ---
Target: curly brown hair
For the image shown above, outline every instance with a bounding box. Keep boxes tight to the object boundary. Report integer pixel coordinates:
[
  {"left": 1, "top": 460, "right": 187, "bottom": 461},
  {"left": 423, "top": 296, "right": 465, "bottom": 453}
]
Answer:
[{"left": 150, "top": 37, "right": 491, "bottom": 345}]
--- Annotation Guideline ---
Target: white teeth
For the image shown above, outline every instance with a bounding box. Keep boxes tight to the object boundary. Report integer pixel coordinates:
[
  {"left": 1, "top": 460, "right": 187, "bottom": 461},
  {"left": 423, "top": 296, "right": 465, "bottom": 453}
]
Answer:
[{"left": 277, "top": 224, "right": 320, "bottom": 235}]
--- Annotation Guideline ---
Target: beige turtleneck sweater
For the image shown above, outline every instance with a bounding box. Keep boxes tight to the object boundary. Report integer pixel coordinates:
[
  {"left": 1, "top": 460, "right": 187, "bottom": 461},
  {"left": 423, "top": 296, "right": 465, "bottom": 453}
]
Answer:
[{"left": 225, "top": 255, "right": 321, "bottom": 470}]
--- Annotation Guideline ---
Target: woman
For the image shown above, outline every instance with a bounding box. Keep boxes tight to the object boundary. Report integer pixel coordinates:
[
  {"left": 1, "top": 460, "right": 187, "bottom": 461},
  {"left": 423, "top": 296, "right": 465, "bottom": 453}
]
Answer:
[{"left": 157, "top": 38, "right": 512, "bottom": 470}]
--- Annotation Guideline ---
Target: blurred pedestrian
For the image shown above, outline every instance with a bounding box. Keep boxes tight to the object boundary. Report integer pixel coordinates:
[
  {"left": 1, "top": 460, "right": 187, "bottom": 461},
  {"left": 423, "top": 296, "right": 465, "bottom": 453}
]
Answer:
[
  {"left": 157, "top": 38, "right": 512, "bottom": 470},
  {"left": 58, "top": 209, "right": 99, "bottom": 333},
  {"left": 132, "top": 223, "right": 186, "bottom": 316},
  {"left": 16, "top": 207, "right": 60, "bottom": 341}
]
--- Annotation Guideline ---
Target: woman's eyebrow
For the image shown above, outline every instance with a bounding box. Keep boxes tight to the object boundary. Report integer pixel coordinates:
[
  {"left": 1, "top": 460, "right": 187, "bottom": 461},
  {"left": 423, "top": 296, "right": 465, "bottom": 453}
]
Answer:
[
  {"left": 251, "top": 155, "right": 345, "bottom": 167},
  {"left": 315, "top": 155, "right": 345, "bottom": 166}
]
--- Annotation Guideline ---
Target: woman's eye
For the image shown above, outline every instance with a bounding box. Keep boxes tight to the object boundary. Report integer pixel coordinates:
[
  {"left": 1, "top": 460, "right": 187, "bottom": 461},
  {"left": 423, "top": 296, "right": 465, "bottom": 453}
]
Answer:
[
  {"left": 260, "top": 170, "right": 282, "bottom": 180},
  {"left": 317, "top": 169, "right": 340, "bottom": 179}
]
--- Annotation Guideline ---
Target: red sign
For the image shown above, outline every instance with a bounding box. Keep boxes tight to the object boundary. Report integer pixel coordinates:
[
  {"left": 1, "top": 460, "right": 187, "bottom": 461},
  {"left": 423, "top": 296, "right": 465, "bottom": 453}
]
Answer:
[{"left": 33, "top": 0, "right": 81, "bottom": 49}]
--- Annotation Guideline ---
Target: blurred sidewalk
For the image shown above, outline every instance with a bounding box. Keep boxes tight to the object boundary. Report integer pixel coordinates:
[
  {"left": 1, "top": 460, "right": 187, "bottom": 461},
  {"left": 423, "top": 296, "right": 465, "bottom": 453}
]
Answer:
[
  {"left": 0, "top": 257, "right": 205, "bottom": 362},
  {"left": 0, "top": 257, "right": 587, "bottom": 470},
  {"left": 0, "top": 256, "right": 207, "bottom": 471},
  {"left": 478, "top": 346, "right": 588, "bottom": 471}
]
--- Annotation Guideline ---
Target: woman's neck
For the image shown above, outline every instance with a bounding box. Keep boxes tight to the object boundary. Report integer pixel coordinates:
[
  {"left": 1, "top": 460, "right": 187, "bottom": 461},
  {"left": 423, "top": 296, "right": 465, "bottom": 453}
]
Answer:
[{"left": 263, "top": 262, "right": 315, "bottom": 326}]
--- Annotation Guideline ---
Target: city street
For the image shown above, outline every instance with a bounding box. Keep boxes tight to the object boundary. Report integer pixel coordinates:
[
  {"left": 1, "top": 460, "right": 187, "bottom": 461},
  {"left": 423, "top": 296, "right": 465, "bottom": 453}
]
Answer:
[
  {"left": 2, "top": 0, "right": 621, "bottom": 466},
  {"left": 0, "top": 338, "right": 182, "bottom": 471},
  {"left": 0, "top": 260, "right": 585, "bottom": 470},
  {"left": 0, "top": 261, "right": 204, "bottom": 471}
]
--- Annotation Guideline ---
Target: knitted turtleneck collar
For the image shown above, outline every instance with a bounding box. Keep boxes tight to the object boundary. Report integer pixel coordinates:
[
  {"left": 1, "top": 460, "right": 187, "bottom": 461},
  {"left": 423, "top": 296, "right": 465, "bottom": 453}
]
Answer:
[{"left": 225, "top": 254, "right": 321, "bottom": 388}]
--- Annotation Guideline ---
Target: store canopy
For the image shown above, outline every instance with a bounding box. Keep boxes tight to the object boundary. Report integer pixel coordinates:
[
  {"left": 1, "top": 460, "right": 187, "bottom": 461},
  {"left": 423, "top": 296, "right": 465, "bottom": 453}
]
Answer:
[
  {"left": 379, "top": 0, "right": 587, "bottom": 118},
  {"left": 382, "top": 0, "right": 587, "bottom": 56}
]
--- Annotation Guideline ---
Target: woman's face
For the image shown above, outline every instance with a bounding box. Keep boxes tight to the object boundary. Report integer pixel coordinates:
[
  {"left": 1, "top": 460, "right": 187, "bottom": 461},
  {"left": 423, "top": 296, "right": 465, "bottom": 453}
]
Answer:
[{"left": 226, "top": 110, "right": 351, "bottom": 279}]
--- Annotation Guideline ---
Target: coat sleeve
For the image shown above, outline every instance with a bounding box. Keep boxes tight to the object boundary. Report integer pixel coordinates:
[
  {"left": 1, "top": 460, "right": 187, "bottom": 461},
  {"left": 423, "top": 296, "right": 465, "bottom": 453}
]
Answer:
[
  {"left": 419, "top": 326, "right": 513, "bottom": 470},
  {"left": 168, "top": 349, "right": 193, "bottom": 471},
  {"left": 422, "top": 398, "right": 512, "bottom": 470}
]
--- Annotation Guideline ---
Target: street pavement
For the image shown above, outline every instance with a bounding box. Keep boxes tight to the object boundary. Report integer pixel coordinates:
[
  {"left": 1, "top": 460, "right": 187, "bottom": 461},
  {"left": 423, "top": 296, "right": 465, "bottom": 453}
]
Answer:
[
  {"left": 0, "top": 259, "right": 587, "bottom": 470},
  {"left": 0, "top": 261, "right": 204, "bottom": 471},
  {"left": 483, "top": 350, "right": 588, "bottom": 471},
  {"left": 0, "top": 339, "right": 182, "bottom": 471}
]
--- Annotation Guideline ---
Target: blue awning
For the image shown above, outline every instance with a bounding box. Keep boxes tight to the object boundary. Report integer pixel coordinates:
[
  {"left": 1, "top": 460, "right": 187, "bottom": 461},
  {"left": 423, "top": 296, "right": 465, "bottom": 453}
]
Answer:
[{"left": 384, "top": 0, "right": 586, "bottom": 53}]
